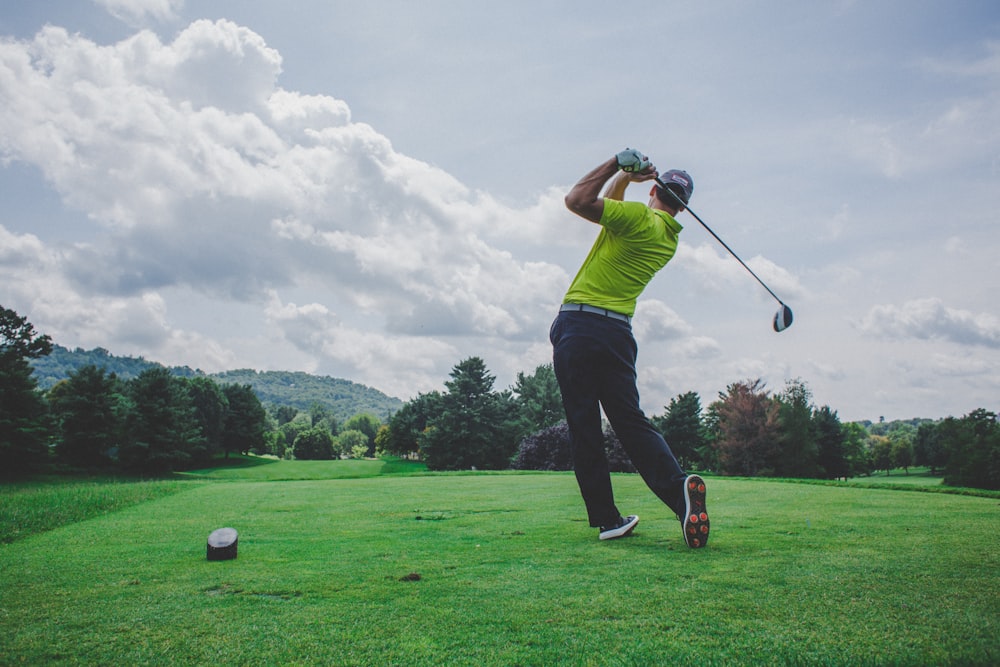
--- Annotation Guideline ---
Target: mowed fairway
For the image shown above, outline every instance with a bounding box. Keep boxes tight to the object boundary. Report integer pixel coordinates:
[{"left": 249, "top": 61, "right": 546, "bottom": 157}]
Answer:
[{"left": 1, "top": 467, "right": 997, "bottom": 666}]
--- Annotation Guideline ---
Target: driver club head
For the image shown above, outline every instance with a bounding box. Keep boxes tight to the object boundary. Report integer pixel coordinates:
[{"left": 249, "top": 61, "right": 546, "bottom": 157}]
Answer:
[{"left": 773, "top": 304, "right": 793, "bottom": 332}]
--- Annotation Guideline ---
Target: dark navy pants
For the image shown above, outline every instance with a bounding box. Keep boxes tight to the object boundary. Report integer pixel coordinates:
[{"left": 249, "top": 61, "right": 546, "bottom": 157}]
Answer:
[{"left": 550, "top": 310, "right": 687, "bottom": 527}]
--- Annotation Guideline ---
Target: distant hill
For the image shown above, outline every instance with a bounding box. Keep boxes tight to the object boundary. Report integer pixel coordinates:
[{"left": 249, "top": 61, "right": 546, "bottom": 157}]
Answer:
[
  {"left": 30, "top": 345, "right": 404, "bottom": 421},
  {"left": 209, "top": 369, "right": 403, "bottom": 420}
]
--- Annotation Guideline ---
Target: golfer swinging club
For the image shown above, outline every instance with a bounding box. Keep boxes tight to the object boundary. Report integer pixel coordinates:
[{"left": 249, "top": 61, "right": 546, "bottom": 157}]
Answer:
[{"left": 551, "top": 148, "right": 709, "bottom": 547}]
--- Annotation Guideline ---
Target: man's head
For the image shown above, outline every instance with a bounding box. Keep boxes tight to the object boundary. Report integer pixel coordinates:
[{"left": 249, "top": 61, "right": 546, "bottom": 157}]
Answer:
[{"left": 652, "top": 169, "right": 694, "bottom": 213}]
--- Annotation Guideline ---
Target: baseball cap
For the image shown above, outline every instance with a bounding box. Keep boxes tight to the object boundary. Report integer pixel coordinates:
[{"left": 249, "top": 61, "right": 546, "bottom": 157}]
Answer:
[{"left": 657, "top": 169, "right": 694, "bottom": 205}]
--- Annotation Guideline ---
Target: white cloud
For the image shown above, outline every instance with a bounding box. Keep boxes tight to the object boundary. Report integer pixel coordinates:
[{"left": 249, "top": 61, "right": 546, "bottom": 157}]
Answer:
[
  {"left": 2, "top": 5, "right": 999, "bottom": 423},
  {"left": 93, "top": 0, "right": 183, "bottom": 26},
  {"left": 0, "top": 19, "right": 576, "bottom": 396},
  {"left": 920, "top": 40, "right": 1000, "bottom": 80},
  {"left": 264, "top": 293, "right": 459, "bottom": 397},
  {"left": 859, "top": 298, "right": 1000, "bottom": 349},
  {"left": 672, "top": 242, "right": 804, "bottom": 303}
]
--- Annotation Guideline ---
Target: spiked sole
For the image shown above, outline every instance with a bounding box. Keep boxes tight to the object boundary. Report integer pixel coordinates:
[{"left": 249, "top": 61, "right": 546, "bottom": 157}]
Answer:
[{"left": 682, "top": 475, "right": 710, "bottom": 548}]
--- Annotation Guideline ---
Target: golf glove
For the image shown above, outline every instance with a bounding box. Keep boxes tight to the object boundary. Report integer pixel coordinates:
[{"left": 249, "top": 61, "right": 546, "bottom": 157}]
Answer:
[{"left": 616, "top": 148, "right": 650, "bottom": 173}]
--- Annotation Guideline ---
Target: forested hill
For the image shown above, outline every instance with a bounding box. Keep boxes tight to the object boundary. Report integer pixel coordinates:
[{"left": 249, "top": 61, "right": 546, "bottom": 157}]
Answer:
[
  {"left": 30, "top": 345, "right": 404, "bottom": 421},
  {"left": 210, "top": 369, "right": 403, "bottom": 420}
]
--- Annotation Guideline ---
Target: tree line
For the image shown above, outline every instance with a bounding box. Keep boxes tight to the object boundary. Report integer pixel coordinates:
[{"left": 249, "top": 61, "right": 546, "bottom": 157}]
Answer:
[
  {"left": 378, "top": 360, "right": 999, "bottom": 491},
  {"left": 1, "top": 306, "right": 386, "bottom": 476},
  {"left": 4, "top": 305, "right": 998, "bottom": 490},
  {"left": 31, "top": 345, "right": 403, "bottom": 422}
]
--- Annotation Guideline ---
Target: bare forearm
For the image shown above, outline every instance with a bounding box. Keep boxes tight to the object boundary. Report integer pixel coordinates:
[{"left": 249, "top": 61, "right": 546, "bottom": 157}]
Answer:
[
  {"left": 602, "top": 170, "right": 632, "bottom": 201},
  {"left": 564, "top": 157, "right": 619, "bottom": 223}
]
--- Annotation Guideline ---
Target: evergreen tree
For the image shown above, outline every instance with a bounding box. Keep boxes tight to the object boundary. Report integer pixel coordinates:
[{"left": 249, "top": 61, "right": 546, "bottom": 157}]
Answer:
[
  {"left": 775, "top": 379, "right": 819, "bottom": 478},
  {"left": 652, "top": 391, "right": 705, "bottom": 471},
  {"left": 186, "top": 377, "right": 229, "bottom": 456},
  {"left": 0, "top": 306, "right": 53, "bottom": 474},
  {"left": 942, "top": 409, "right": 1000, "bottom": 490},
  {"left": 49, "top": 365, "right": 124, "bottom": 468},
  {"left": 813, "top": 406, "right": 848, "bottom": 479},
  {"left": 120, "top": 367, "right": 206, "bottom": 472},
  {"left": 420, "top": 357, "right": 520, "bottom": 470},
  {"left": 511, "top": 364, "right": 564, "bottom": 436},
  {"left": 222, "top": 383, "right": 268, "bottom": 457}
]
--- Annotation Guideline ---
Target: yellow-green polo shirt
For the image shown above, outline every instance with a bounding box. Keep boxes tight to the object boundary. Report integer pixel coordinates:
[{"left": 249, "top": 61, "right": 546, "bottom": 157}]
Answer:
[{"left": 563, "top": 199, "right": 683, "bottom": 317}]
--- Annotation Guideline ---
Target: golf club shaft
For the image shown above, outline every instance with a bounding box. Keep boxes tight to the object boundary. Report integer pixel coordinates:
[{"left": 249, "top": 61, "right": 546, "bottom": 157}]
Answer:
[{"left": 655, "top": 176, "right": 786, "bottom": 307}]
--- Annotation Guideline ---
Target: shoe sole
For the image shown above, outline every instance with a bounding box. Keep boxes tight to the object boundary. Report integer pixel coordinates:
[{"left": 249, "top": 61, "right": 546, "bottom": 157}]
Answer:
[
  {"left": 683, "top": 475, "right": 709, "bottom": 548},
  {"left": 599, "top": 515, "right": 639, "bottom": 540}
]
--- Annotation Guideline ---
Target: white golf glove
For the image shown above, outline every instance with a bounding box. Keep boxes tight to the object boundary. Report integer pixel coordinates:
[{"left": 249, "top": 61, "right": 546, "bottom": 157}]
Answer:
[{"left": 616, "top": 148, "right": 651, "bottom": 173}]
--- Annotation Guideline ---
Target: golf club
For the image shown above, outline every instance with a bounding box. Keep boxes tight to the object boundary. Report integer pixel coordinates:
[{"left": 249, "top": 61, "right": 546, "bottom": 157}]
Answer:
[{"left": 654, "top": 175, "right": 793, "bottom": 332}]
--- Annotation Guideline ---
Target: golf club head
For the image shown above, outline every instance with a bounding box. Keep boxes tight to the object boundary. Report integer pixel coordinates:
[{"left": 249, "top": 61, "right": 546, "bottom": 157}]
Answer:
[{"left": 773, "top": 304, "right": 793, "bottom": 332}]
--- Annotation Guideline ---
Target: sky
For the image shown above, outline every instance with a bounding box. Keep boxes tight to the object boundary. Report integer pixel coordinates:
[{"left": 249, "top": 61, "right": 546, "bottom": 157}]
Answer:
[{"left": 1, "top": 0, "right": 998, "bottom": 423}]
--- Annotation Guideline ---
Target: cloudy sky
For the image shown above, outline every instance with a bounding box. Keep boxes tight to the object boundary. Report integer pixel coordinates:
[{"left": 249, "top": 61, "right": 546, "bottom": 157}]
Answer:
[{"left": 1, "top": 0, "right": 998, "bottom": 422}]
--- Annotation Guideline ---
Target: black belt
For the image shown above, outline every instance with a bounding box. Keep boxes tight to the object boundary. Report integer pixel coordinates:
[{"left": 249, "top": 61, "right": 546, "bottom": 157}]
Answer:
[{"left": 560, "top": 303, "right": 631, "bottom": 324}]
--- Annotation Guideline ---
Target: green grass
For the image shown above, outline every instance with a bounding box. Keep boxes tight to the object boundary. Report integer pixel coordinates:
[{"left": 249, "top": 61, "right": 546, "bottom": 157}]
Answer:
[
  {"left": 0, "top": 475, "right": 198, "bottom": 544},
  {"left": 179, "top": 455, "right": 429, "bottom": 481},
  {"left": 1, "top": 464, "right": 997, "bottom": 666}
]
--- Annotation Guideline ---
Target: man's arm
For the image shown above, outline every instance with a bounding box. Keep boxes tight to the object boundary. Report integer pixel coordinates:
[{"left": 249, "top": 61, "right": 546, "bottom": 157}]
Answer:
[
  {"left": 602, "top": 170, "right": 634, "bottom": 202},
  {"left": 564, "top": 157, "right": 619, "bottom": 223},
  {"left": 564, "top": 152, "right": 658, "bottom": 223}
]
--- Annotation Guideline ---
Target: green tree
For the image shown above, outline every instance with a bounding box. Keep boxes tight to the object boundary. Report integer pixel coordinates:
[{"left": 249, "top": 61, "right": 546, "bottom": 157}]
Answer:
[
  {"left": 374, "top": 425, "right": 392, "bottom": 457},
  {"left": 293, "top": 426, "right": 335, "bottom": 460},
  {"left": 382, "top": 391, "right": 442, "bottom": 458},
  {"left": 889, "top": 429, "right": 915, "bottom": 475},
  {"left": 309, "top": 401, "right": 339, "bottom": 435},
  {"left": 279, "top": 412, "right": 313, "bottom": 455},
  {"left": 710, "top": 379, "right": 781, "bottom": 477},
  {"left": 653, "top": 391, "right": 706, "bottom": 471},
  {"left": 775, "top": 379, "right": 819, "bottom": 478},
  {"left": 337, "top": 429, "right": 369, "bottom": 459},
  {"left": 699, "top": 402, "right": 722, "bottom": 472},
  {"left": 222, "top": 384, "right": 268, "bottom": 457},
  {"left": 842, "top": 422, "right": 872, "bottom": 477},
  {"left": 120, "top": 367, "right": 206, "bottom": 472},
  {"left": 420, "top": 357, "right": 520, "bottom": 471},
  {"left": 913, "top": 422, "right": 947, "bottom": 474},
  {"left": 892, "top": 438, "right": 913, "bottom": 474},
  {"left": 942, "top": 409, "right": 1000, "bottom": 490},
  {"left": 0, "top": 306, "right": 53, "bottom": 474},
  {"left": 343, "top": 413, "right": 381, "bottom": 457},
  {"left": 813, "top": 406, "right": 847, "bottom": 479},
  {"left": 870, "top": 435, "right": 893, "bottom": 475},
  {"left": 186, "top": 377, "right": 229, "bottom": 456},
  {"left": 272, "top": 404, "right": 299, "bottom": 426},
  {"left": 49, "top": 365, "right": 124, "bottom": 468},
  {"left": 511, "top": 364, "right": 564, "bottom": 436}
]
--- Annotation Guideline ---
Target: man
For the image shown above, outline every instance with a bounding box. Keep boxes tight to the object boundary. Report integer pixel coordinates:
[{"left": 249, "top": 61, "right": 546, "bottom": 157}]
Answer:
[{"left": 550, "top": 148, "right": 709, "bottom": 548}]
